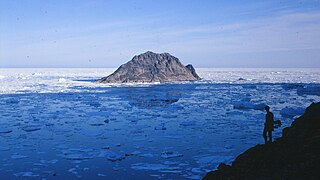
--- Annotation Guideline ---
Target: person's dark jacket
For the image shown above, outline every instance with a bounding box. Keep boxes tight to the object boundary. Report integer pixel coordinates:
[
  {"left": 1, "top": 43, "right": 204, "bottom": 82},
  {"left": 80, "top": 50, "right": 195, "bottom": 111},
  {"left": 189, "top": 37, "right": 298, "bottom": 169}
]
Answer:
[{"left": 265, "top": 112, "right": 274, "bottom": 131}]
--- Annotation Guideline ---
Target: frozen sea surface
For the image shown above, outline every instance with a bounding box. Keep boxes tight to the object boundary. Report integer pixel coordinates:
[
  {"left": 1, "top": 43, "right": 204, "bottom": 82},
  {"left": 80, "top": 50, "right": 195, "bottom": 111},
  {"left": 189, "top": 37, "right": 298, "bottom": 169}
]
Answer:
[{"left": 0, "top": 68, "right": 320, "bottom": 179}]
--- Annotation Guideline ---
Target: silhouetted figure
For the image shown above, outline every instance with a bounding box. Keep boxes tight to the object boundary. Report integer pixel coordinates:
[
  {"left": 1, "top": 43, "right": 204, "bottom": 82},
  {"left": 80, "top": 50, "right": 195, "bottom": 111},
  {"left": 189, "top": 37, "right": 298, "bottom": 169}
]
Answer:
[{"left": 263, "top": 105, "right": 274, "bottom": 144}]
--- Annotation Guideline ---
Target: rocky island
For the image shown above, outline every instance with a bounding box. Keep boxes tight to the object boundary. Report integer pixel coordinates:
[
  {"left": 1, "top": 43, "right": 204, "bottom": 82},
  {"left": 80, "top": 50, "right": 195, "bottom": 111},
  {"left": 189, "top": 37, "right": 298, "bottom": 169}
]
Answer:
[
  {"left": 204, "top": 102, "right": 320, "bottom": 180},
  {"left": 96, "top": 51, "right": 200, "bottom": 83}
]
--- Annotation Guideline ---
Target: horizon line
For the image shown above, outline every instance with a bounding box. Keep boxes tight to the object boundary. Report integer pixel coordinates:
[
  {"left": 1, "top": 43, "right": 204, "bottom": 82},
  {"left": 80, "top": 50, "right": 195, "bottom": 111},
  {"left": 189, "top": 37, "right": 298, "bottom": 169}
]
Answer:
[{"left": 1, "top": 67, "right": 320, "bottom": 69}]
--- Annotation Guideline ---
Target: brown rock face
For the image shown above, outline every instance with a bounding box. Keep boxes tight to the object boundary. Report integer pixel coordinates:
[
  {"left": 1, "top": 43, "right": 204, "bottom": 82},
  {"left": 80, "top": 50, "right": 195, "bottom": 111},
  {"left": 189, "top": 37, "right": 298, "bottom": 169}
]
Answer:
[
  {"left": 204, "top": 102, "right": 320, "bottom": 180},
  {"left": 96, "top": 51, "right": 200, "bottom": 83}
]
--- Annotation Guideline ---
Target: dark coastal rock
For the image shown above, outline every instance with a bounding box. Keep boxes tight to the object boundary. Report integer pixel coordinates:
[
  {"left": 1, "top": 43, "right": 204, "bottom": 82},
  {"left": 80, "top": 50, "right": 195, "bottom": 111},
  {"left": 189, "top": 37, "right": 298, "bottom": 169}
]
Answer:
[
  {"left": 204, "top": 102, "right": 320, "bottom": 180},
  {"left": 185, "top": 64, "right": 200, "bottom": 79},
  {"left": 96, "top": 51, "right": 200, "bottom": 83}
]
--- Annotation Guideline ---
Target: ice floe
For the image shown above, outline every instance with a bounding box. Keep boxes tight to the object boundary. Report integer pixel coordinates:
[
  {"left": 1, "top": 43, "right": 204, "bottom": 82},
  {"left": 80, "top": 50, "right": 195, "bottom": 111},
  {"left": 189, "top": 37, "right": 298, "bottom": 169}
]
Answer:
[
  {"left": 0, "top": 68, "right": 319, "bottom": 179},
  {"left": 131, "top": 163, "right": 170, "bottom": 171},
  {"left": 22, "top": 125, "right": 41, "bottom": 132},
  {"left": 11, "top": 154, "right": 28, "bottom": 159},
  {"left": 233, "top": 101, "right": 266, "bottom": 110},
  {"left": 0, "top": 128, "right": 12, "bottom": 134},
  {"left": 280, "top": 107, "right": 305, "bottom": 118},
  {"left": 161, "top": 151, "right": 183, "bottom": 159},
  {"left": 14, "top": 172, "right": 39, "bottom": 177},
  {"left": 297, "top": 85, "right": 320, "bottom": 96}
]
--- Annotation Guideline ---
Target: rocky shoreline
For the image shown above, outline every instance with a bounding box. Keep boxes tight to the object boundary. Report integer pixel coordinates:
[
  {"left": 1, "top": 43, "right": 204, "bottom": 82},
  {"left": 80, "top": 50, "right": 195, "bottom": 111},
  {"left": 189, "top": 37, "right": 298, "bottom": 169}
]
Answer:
[{"left": 204, "top": 102, "right": 320, "bottom": 180}]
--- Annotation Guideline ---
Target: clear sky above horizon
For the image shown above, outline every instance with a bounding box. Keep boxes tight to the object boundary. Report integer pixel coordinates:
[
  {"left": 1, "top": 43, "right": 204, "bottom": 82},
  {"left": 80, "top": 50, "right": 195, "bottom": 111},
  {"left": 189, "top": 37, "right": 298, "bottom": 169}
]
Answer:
[{"left": 1, "top": 0, "right": 320, "bottom": 68}]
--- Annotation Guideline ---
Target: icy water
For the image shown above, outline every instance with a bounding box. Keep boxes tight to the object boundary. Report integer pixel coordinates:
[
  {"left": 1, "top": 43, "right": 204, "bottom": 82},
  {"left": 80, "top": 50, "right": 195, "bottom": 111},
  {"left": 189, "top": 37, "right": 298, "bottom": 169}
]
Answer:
[{"left": 0, "top": 68, "right": 320, "bottom": 179}]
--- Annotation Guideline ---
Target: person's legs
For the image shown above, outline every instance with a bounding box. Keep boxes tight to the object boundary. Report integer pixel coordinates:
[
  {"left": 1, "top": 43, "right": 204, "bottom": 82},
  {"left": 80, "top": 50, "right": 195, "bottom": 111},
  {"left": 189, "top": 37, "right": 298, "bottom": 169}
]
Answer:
[
  {"left": 268, "top": 130, "right": 272, "bottom": 143},
  {"left": 263, "top": 127, "right": 267, "bottom": 144}
]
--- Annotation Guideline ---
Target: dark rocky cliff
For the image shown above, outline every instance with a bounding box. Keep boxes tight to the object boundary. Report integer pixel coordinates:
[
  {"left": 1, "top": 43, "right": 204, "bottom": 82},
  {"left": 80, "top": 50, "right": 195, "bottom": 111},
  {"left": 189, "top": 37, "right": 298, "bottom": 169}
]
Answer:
[
  {"left": 96, "top": 51, "right": 200, "bottom": 83},
  {"left": 204, "top": 102, "right": 320, "bottom": 180}
]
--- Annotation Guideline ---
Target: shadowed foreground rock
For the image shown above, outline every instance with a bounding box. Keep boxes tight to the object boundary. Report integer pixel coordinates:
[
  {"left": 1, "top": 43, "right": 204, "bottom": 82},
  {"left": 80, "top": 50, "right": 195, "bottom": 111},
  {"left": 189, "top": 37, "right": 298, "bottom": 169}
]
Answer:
[
  {"left": 96, "top": 51, "right": 200, "bottom": 83},
  {"left": 204, "top": 102, "right": 320, "bottom": 180}
]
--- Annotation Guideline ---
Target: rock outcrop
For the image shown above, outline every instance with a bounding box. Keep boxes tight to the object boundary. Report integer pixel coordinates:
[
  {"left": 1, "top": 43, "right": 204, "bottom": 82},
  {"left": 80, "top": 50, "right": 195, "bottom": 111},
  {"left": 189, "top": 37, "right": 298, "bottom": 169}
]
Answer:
[
  {"left": 204, "top": 102, "right": 320, "bottom": 180},
  {"left": 96, "top": 51, "right": 200, "bottom": 83}
]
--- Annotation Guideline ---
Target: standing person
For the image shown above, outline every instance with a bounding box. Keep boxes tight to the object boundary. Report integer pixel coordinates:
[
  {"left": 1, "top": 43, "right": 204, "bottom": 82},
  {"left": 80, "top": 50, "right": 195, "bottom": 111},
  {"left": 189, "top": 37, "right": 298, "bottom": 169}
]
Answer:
[{"left": 263, "top": 105, "right": 274, "bottom": 144}]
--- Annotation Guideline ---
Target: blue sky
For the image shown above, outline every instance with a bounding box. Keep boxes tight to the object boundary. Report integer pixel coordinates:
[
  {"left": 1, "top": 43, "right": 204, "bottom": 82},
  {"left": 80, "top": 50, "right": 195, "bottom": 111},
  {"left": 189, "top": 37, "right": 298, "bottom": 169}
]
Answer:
[{"left": 0, "top": 0, "right": 320, "bottom": 68}]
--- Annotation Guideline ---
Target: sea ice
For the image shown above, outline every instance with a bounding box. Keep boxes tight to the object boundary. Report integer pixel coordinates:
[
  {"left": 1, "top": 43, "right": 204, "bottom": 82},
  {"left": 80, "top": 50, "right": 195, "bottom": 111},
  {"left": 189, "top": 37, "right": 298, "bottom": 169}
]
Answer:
[
  {"left": 13, "top": 172, "right": 39, "bottom": 177},
  {"left": 233, "top": 101, "right": 266, "bottom": 110},
  {"left": 282, "top": 84, "right": 304, "bottom": 90},
  {"left": 125, "top": 150, "right": 141, "bottom": 156},
  {"left": 155, "top": 126, "right": 167, "bottom": 130},
  {"left": 180, "top": 121, "right": 197, "bottom": 127},
  {"left": 280, "top": 107, "right": 305, "bottom": 118},
  {"left": 207, "top": 147, "right": 233, "bottom": 153},
  {"left": 0, "top": 68, "right": 319, "bottom": 179},
  {"left": 68, "top": 167, "right": 79, "bottom": 176},
  {"left": 139, "top": 153, "right": 155, "bottom": 158},
  {"left": 161, "top": 151, "right": 183, "bottom": 159},
  {"left": 297, "top": 85, "right": 320, "bottom": 96},
  {"left": 22, "top": 125, "right": 41, "bottom": 132},
  {"left": 102, "top": 146, "right": 110, "bottom": 149},
  {"left": 40, "top": 159, "right": 59, "bottom": 164},
  {"left": 64, "top": 154, "right": 93, "bottom": 160},
  {"left": 131, "top": 163, "right": 169, "bottom": 171},
  {"left": 81, "top": 129, "right": 104, "bottom": 137},
  {"left": 183, "top": 174, "right": 203, "bottom": 179},
  {"left": 90, "top": 123, "right": 104, "bottom": 126},
  {"left": 0, "top": 128, "right": 12, "bottom": 134},
  {"left": 106, "top": 153, "right": 125, "bottom": 162},
  {"left": 58, "top": 78, "right": 67, "bottom": 82},
  {"left": 159, "top": 170, "right": 182, "bottom": 173},
  {"left": 195, "top": 155, "right": 234, "bottom": 166},
  {"left": 11, "top": 154, "right": 28, "bottom": 159},
  {"left": 0, "top": 146, "right": 10, "bottom": 151}
]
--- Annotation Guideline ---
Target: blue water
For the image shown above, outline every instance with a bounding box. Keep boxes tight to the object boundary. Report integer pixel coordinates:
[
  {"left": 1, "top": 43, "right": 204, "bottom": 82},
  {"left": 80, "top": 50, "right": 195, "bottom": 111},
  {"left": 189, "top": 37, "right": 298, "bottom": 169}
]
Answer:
[{"left": 0, "top": 83, "right": 319, "bottom": 179}]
